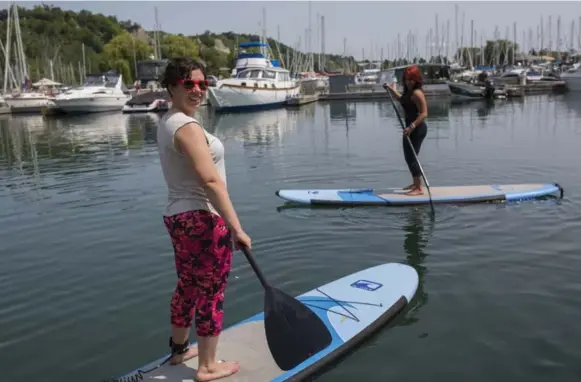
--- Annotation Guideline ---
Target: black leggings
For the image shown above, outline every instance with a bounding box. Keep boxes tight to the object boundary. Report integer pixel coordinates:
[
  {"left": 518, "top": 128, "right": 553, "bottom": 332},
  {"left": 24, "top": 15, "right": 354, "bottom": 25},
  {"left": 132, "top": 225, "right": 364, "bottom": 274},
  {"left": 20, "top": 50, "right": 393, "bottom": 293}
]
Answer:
[{"left": 402, "top": 122, "right": 427, "bottom": 178}]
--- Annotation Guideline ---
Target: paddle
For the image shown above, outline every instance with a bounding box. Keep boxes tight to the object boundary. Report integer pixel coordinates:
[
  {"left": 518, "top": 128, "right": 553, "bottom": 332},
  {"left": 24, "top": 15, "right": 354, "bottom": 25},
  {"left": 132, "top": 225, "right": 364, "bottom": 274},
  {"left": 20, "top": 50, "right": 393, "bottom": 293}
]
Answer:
[
  {"left": 384, "top": 84, "right": 435, "bottom": 214},
  {"left": 240, "top": 246, "right": 332, "bottom": 371}
]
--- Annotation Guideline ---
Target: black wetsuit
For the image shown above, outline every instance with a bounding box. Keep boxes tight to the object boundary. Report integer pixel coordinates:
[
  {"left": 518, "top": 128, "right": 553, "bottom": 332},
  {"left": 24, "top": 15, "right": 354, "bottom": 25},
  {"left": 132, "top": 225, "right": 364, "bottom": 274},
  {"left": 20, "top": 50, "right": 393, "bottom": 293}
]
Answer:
[{"left": 400, "top": 87, "right": 427, "bottom": 178}]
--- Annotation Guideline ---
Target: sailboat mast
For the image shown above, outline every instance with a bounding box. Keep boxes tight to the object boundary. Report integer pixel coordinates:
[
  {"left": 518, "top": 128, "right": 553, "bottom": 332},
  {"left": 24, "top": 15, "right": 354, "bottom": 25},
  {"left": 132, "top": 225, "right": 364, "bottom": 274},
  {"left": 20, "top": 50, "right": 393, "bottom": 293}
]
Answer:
[
  {"left": 262, "top": 7, "right": 267, "bottom": 57},
  {"left": 321, "top": 15, "right": 326, "bottom": 71},
  {"left": 541, "top": 16, "right": 544, "bottom": 51},
  {"left": 3, "top": 4, "right": 12, "bottom": 93},
  {"left": 454, "top": 4, "right": 458, "bottom": 62},
  {"left": 308, "top": 0, "right": 312, "bottom": 72}
]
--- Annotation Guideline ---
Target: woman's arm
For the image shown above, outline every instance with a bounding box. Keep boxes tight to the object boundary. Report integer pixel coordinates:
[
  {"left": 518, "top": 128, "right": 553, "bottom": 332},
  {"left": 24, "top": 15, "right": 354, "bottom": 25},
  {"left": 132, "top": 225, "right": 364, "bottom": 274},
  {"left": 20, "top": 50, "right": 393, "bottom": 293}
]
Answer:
[
  {"left": 410, "top": 89, "right": 428, "bottom": 127},
  {"left": 174, "top": 122, "right": 243, "bottom": 234}
]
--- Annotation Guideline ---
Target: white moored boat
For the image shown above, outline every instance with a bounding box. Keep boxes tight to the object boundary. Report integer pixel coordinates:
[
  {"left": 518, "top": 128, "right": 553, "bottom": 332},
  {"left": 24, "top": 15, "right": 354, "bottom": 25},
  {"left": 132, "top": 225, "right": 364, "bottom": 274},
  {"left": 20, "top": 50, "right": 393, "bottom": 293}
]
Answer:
[
  {"left": 207, "top": 67, "right": 300, "bottom": 112},
  {"left": 4, "top": 91, "right": 55, "bottom": 114},
  {"left": 53, "top": 71, "right": 130, "bottom": 114}
]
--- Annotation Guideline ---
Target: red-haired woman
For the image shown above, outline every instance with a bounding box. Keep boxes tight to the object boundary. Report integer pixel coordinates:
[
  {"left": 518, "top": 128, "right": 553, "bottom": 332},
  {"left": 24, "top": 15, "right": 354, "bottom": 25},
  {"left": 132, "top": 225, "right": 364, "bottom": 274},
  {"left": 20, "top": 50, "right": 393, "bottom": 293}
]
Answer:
[{"left": 383, "top": 65, "right": 429, "bottom": 196}]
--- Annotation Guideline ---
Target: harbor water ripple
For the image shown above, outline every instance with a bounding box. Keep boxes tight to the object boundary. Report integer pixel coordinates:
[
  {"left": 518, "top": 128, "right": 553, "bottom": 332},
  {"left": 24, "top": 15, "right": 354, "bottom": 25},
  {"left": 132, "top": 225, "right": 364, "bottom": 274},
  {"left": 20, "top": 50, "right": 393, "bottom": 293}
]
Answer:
[{"left": 0, "top": 94, "right": 580, "bottom": 382}]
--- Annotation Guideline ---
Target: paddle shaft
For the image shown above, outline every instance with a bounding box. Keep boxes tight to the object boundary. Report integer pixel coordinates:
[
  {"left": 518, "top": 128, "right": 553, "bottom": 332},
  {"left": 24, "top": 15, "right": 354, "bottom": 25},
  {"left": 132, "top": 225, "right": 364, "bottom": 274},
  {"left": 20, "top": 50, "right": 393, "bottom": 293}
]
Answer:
[
  {"left": 241, "top": 246, "right": 269, "bottom": 289},
  {"left": 384, "top": 86, "right": 434, "bottom": 211}
]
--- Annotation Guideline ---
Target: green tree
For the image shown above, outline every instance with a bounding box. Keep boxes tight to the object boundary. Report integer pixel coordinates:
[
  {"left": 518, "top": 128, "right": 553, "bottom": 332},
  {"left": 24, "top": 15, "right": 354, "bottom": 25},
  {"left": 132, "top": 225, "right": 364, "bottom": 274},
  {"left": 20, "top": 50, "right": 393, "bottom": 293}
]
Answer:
[
  {"left": 102, "top": 31, "right": 153, "bottom": 82},
  {"left": 455, "top": 47, "right": 482, "bottom": 66},
  {"left": 200, "top": 47, "right": 228, "bottom": 72},
  {"left": 0, "top": 5, "right": 138, "bottom": 85},
  {"left": 160, "top": 34, "right": 200, "bottom": 59},
  {"left": 483, "top": 39, "right": 519, "bottom": 66},
  {"left": 198, "top": 31, "right": 215, "bottom": 47}
]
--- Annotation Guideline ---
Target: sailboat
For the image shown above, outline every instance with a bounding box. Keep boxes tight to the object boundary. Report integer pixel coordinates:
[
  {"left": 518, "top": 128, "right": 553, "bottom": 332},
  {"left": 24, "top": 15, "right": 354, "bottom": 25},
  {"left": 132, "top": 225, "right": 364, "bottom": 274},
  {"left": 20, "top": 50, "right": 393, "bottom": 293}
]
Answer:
[{"left": 2, "top": 4, "right": 55, "bottom": 114}]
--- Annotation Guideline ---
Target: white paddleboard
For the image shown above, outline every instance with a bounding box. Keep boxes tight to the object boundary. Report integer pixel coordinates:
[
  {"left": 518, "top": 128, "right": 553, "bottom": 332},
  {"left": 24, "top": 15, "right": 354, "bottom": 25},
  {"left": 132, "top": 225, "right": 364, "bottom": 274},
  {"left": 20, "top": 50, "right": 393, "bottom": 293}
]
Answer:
[
  {"left": 275, "top": 183, "right": 563, "bottom": 206},
  {"left": 115, "top": 262, "right": 419, "bottom": 381}
]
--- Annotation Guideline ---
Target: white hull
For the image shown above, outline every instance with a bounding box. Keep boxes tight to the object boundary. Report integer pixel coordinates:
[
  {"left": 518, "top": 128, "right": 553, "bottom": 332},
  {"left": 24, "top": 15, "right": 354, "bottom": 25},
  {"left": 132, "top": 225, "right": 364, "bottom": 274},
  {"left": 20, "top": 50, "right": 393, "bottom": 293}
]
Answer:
[
  {"left": 207, "top": 83, "right": 300, "bottom": 111},
  {"left": 4, "top": 96, "right": 53, "bottom": 114},
  {"left": 54, "top": 96, "right": 129, "bottom": 114}
]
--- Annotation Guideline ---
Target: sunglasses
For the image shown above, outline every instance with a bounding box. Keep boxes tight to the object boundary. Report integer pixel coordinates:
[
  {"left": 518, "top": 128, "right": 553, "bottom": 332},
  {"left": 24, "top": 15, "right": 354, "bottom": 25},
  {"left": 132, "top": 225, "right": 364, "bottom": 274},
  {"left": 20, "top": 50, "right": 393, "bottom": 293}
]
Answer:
[{"left": 176, "top": 79, "right": 209, "bottom": 91}]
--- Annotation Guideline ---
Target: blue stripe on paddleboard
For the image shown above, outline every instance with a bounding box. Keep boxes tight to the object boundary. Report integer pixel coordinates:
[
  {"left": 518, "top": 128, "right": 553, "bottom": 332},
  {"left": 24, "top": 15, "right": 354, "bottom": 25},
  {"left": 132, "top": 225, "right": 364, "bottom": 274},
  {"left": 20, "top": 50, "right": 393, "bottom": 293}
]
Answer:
[
  {"left": 338, "top": 191, "right": 385, "bottom": 203},
  {"left": 504, "top": 184, "right": 561, "bottom": 201}
]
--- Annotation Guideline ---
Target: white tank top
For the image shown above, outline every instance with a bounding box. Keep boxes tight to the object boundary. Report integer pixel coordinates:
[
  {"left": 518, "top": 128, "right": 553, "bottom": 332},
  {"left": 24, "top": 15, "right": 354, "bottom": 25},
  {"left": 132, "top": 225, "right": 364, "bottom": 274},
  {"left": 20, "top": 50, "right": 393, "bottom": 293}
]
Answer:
[{"left": 157, "top": 110, "right": 226, "bottom": 217}]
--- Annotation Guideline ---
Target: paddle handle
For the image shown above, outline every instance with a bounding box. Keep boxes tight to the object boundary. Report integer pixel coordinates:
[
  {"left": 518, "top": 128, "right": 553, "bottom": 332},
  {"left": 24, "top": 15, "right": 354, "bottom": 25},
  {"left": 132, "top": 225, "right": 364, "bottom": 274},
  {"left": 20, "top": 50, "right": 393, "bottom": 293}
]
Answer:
[{"left": 240, "top": 246, "right": 269, "bottom": 290}]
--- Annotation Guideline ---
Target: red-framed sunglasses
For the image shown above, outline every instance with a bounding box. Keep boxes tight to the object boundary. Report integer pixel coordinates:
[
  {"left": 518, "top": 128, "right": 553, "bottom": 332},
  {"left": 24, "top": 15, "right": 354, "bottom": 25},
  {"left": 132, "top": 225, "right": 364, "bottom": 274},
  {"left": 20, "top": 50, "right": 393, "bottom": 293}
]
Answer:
[{"left": 176, "top": 79, "right": 209, "bottom": 91}]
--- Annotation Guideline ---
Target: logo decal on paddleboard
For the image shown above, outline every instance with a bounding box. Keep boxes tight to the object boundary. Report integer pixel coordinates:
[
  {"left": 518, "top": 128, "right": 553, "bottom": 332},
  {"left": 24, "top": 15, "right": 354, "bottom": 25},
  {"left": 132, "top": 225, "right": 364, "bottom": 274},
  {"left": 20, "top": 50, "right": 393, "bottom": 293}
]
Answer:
[{"left": 350, "top": 280, "right": 383, "bottom": 292}]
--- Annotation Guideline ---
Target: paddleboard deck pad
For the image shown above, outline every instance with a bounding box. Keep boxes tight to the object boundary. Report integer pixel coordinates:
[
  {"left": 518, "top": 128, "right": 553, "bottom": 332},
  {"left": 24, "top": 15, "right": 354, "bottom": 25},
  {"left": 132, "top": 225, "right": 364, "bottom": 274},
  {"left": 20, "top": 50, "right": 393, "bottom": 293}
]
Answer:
[
  {"left": 115, "top": 263, "right": 418, "bottom": 382},
  {"left": 275, "top": 183, "right": 563, "bottom": 206}
]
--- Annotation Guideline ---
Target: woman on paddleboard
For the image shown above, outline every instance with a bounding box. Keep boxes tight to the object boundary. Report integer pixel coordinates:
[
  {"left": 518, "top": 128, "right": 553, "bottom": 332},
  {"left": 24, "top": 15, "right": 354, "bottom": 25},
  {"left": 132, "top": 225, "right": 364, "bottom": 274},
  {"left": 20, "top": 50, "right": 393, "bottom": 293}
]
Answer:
[
  {"left": 383, "top": 65, "right": 428, "bottom": 196},
  {"left": 157, "top": 57, "right": 250, "bottom": 381}
]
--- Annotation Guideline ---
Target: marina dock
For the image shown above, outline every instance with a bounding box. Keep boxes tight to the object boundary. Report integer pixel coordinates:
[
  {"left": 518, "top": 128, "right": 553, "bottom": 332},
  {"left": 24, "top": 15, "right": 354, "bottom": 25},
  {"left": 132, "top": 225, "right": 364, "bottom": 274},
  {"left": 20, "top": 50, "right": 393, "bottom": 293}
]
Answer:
[
  {"left": 504, "top": 81, "right": 568, "bottom": 97},
  {"left": 285, "top": 93, "right": 320, "bottom": 106}
]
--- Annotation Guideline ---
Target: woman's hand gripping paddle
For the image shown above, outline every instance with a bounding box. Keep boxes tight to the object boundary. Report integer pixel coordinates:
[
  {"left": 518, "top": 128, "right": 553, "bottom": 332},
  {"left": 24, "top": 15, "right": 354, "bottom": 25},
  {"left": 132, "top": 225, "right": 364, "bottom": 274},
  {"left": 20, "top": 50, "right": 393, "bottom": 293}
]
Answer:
[
  {"left": 240, "top": 246, "right": 332, "bottom": 371},
  {"left": 384, "top": 85, "right": 435, "bottom": 215}
]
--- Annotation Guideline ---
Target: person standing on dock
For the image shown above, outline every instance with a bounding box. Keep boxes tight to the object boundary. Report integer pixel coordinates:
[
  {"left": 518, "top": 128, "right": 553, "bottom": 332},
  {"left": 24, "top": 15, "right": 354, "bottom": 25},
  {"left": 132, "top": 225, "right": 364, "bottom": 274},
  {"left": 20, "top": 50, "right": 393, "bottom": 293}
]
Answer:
[
  {"left": 383, "top": 65, "right": 429, "bottom": 196},
  {"left": 157, "top": 57, "right": 251, "bottom": 381}
]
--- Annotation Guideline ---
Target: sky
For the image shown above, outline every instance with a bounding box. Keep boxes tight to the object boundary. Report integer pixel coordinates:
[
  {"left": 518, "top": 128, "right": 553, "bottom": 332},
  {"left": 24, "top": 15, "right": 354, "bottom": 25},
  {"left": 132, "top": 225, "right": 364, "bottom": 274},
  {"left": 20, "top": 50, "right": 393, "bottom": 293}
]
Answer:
[{"left": 4, "top": 1, "right": 581, "bottom": 59}]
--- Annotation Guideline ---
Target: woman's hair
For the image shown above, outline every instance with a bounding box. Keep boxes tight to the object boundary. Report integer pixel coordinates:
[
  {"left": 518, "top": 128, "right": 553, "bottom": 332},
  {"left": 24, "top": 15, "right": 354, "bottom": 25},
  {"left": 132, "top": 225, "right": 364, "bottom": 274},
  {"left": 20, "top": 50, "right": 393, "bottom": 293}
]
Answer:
[
  {"left": 403, "top": 65, "right": 424, "bottom": 89},
  {"left": 161, "top": 57, "right": 206, "bottom": 95}
]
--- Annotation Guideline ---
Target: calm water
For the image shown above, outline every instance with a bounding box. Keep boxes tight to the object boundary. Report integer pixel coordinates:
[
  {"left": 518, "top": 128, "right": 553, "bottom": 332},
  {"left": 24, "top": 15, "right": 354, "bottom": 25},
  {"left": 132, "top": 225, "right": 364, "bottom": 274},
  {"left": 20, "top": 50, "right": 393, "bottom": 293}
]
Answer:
[{"left": 1, "top": 94, "right": 580, "bottom": 382}]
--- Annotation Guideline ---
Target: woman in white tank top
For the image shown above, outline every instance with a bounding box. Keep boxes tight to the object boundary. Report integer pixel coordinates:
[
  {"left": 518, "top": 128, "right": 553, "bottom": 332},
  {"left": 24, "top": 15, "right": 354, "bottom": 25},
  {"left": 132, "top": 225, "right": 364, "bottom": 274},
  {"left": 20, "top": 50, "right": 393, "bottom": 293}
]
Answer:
[{"left": 157, "top": 57, "right": 250, "bottom": 381}]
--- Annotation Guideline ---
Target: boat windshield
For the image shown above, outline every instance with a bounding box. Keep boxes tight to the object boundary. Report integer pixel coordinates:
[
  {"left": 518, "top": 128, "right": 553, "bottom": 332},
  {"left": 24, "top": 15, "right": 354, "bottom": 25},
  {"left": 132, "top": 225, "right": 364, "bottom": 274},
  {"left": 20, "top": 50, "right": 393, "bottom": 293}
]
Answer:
[
  {"left": 136, "top": 60, "right": 167, "bottom": 81},
  {"left": 82, "top": 74, "right": 119, "bottom": 88}
]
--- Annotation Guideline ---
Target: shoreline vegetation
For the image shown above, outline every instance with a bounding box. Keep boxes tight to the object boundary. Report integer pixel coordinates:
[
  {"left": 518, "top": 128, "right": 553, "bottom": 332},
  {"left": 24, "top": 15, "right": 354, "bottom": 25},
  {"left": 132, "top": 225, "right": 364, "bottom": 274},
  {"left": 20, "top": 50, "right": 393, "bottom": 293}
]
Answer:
[{"left": 0, "top": 4, "right": 354, "bottom": 86}]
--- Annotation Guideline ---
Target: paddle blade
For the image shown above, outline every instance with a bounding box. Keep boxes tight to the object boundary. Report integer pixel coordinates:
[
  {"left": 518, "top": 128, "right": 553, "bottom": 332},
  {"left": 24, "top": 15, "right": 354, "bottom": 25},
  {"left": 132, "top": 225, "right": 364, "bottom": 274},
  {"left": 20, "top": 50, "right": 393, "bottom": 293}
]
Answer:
[{"left": 264, "top": 286, "right": 332, "bottom": 371}]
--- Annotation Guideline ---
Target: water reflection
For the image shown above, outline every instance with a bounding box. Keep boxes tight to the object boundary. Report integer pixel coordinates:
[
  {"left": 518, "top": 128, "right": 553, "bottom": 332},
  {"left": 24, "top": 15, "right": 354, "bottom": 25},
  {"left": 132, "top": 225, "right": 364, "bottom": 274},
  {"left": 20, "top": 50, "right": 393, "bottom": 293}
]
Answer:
[
  {"left": 328, "top": 101, "right": 356, "bottom": 123},
  {"left": 0, "top": 115, "right": 46, "bottom": 171},
  {"left": 0, "top": 113, "right": 133, "bottom": 207},
  {"left": 399, "top": 207, "right": 433, "bottom": 327},
  {"left": 39, "top": 112, "right": 130, "bottom": 158},
  {"left": 125, "top": 113, "right": 161, "bottom": 147},
  {"left": 207, "top": 108, "right": 299, "bottom": 147},
  {"left": 287, "top": 101, "right": 317, "bottom": 117},
  {"left": 559, "top": 93, "right": 581, "bottom": 122}
]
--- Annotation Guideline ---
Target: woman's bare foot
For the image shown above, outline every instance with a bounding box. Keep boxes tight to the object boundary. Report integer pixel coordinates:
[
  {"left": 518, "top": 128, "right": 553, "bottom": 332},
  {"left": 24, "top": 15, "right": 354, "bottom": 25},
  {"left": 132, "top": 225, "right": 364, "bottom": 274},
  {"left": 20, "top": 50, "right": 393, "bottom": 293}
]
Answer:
[
  {"left": 195, "top": 360, "right": 240, "bottom": 382},
  {"left": 169, "top": 345, "right": 198, "bottom": 365},
  {"left": 405, "top": 187, "right": 424, "bottom": 196}
]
